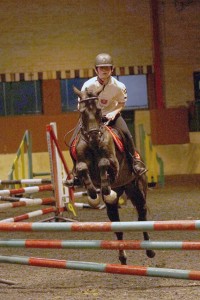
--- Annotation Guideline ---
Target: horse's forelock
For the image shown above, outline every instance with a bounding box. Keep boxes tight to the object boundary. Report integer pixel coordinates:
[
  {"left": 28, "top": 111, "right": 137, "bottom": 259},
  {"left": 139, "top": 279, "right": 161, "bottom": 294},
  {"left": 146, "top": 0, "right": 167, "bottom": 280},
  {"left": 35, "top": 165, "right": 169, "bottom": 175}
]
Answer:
[{"left": 85, "top": 88, "right": 95, "bottom": 98}]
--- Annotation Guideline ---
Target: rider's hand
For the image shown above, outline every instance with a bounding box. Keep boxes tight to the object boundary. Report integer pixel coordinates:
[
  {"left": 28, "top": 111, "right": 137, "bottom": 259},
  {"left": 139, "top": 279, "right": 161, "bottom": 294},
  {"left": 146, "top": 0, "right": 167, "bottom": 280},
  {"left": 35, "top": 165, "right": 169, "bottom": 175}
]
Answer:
[{"left": 105, "top": 112, "right": 116, "bottom": 121}]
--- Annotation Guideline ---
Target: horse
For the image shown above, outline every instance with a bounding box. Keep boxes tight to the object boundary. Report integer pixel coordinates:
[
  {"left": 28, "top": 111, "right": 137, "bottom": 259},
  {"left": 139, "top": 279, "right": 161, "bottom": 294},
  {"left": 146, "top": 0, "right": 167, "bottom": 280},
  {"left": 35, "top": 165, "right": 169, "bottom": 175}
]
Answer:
[{"left": 68, "top": 86, "right": 155, "bottom": 265}]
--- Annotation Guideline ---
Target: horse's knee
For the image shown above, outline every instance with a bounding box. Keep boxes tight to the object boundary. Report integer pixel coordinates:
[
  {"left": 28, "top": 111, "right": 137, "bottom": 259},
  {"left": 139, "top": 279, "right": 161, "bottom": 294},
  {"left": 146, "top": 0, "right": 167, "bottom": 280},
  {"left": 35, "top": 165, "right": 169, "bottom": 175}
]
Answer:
[
  {"left": 98, "top": 158, "right": 110, "bottom": 170},
  {"left": 76, "top": 162, "right": 88, "bottom": 175}
]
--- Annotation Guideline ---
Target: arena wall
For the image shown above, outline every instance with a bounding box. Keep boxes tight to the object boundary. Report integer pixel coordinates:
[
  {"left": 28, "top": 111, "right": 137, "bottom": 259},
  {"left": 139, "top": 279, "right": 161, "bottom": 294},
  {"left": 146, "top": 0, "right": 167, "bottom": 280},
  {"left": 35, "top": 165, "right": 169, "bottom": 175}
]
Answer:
[{"left": 0, "top": 0, "right": 199, "bottom": 177}]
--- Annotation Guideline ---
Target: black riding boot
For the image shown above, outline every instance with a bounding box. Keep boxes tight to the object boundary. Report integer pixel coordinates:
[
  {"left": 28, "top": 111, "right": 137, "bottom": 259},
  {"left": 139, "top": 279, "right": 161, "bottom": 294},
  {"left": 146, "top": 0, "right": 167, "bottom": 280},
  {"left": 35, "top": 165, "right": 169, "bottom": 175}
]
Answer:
[
  {"left": 125, "top": 139, "right": 147, "bottom": 176},
  {"left": 110, "top": 115, "right": 147, "bottom": 176},
  {"left": 132, "top": 157, "right": 147, "bottom": 176}
]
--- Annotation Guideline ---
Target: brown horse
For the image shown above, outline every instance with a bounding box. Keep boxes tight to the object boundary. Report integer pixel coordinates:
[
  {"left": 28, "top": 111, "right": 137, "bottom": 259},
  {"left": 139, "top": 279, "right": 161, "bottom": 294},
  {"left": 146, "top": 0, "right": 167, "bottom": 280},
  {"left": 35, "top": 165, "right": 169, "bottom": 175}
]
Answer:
[{"left": 69, "top": 86, "right": 155, "bottom": 265}]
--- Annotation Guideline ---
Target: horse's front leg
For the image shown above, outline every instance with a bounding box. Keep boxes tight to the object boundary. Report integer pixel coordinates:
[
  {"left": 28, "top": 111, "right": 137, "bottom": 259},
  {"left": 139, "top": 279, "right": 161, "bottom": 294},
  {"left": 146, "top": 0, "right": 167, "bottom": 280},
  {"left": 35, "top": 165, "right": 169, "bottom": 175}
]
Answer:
[
  {"left": 106, "top": 201, "right": 127, "bottom": 265},
  {"left": 76, "top": 162, "right": 100, "bottom": 208},
  {"left": 98, "top": 158, "right": 117, "bottom": 205}
]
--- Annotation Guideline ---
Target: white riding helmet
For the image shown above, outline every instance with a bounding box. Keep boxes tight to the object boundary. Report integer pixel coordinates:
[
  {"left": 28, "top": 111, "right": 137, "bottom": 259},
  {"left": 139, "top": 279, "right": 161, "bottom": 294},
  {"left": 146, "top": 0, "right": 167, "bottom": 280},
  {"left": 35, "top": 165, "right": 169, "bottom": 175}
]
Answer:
[{"left": 95, "top": 53, "right": 113, "bottom": 68}]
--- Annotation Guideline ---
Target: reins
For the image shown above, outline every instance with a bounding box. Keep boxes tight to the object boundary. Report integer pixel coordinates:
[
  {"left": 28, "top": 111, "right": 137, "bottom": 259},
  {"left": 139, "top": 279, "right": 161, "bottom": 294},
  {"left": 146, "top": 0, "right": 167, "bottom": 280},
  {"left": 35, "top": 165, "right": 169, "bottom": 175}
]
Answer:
[{"left": 79, "top": 96, "right": 98, "bottom": 103}]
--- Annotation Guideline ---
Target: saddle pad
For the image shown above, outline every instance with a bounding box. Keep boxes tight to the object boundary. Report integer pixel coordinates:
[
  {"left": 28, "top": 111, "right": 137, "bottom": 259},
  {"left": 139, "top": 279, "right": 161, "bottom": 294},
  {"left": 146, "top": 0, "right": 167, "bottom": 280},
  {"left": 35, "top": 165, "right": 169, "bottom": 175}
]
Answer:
[
  {"left": 70, "top": 136, "right": 78, "bottom": 160},
  {"left": 70, "top": 128, "right": 141, "bottom": 161},
  {"left": 105, "top": 126, "right": 125, "bottom": 153},
  {"left": 106, "top": 127, "right": 141, "bottom": 159},
  {"left": 70, "top": 126, "right": 125, "bottom": 161}
]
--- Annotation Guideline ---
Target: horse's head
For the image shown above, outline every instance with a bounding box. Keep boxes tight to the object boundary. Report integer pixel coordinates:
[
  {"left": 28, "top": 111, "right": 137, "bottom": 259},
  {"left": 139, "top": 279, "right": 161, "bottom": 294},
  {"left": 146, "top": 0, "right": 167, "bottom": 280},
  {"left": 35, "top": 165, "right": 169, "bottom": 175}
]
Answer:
[{"left": 73, "top": 86, "right": 103, "bottom": 143}]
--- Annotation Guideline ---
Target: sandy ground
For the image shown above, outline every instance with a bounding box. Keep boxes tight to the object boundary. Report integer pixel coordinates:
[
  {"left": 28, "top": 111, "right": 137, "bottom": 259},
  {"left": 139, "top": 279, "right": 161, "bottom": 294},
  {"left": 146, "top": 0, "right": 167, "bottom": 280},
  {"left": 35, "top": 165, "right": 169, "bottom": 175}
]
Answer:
[{"left": 0, "top": 181, "right": 200, "bottom": 300}]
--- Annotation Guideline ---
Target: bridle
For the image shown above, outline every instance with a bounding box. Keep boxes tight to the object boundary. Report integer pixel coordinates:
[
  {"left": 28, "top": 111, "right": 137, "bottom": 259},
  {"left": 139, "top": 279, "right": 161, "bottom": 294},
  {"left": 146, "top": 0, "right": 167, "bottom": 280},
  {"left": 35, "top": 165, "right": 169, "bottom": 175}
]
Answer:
[
  {"left": 79, "top": 96, "right": 104, "bottom": 143},
  {"left": 79, "top": 96, "right": 98, "bottom": 103}
]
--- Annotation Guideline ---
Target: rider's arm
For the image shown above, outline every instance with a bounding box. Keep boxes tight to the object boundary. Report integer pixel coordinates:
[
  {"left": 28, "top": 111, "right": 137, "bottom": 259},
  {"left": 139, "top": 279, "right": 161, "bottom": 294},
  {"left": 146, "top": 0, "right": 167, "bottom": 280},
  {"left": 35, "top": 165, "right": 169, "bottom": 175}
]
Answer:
[
  {"left": 105, "top": 102, "right": 125, "bottom": 120},
  {"left": 106, "top": 85, "right": 127, "bottom": 120}
]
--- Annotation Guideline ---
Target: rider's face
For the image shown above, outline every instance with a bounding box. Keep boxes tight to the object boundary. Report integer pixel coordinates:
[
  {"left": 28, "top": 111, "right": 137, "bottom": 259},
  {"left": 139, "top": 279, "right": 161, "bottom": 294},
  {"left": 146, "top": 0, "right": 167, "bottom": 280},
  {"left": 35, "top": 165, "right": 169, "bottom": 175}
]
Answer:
[{"left": 96, "top": 66, "right": 113, "bottom": 80}]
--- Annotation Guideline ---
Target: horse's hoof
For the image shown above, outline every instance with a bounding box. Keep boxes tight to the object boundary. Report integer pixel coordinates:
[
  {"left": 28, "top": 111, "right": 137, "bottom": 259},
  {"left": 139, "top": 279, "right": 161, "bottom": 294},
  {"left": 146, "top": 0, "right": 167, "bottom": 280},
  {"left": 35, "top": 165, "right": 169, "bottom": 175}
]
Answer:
[
  {"left": 103, "top": 190, "right": 117, "bottom": 204},
  {"left": 87, "top": 195, "right": 101, "bottom": 208},
  {"left": 119, "top": 256, "right": 127, "bottom": 265},
  {"left": 146, "top": 250, "right": 156, "bottom": 258}
]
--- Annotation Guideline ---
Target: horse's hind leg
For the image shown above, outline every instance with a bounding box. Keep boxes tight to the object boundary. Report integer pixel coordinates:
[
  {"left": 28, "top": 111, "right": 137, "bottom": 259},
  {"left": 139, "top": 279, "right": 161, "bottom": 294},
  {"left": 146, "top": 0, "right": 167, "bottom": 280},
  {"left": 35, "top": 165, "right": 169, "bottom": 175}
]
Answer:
[
  {"left": 105, "top": 201, "right": 127, "bottom": 265},
  {"left": 137, "top": 204, "right": 156, "bottom": 258},
  {"left": 126, "top": 180, "right": 156, "bottom": 259}
]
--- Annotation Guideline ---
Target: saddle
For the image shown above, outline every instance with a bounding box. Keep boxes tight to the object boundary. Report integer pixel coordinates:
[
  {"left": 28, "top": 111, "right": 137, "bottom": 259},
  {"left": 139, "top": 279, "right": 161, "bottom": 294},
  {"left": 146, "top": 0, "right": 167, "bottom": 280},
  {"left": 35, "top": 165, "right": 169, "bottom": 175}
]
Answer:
[
  {"left": 70, "top": 126, "right": 125, "bottom": 161},
  {"left": 70, "top": 126, "right": 141, "bottom": 163}
]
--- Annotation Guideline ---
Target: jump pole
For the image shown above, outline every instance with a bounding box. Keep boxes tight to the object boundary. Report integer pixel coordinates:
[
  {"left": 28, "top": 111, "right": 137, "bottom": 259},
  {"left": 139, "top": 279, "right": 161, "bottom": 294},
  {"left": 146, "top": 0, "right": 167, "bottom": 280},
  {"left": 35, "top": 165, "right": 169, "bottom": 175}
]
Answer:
[
  {"left": 0, "top": 207, "right": 57, "bottom": 223},
  {"left": 0, "top": 179, "right": 51, "bottom": 185},
  {"left": 0, "top": 197, "right": 55, "bottom": 210},
  {"left": 0, "top": 184, "right": 53, "bottom": 196},
  {"left": 46, "top": 123, "right": 64, "bottom": 216},
  {"left": 0, "top": 239, "right": 200, "bottom": 250},
  {"left": 0, "top": 220, "right": 200, "bottom": 231},
  {"left": 47, "top": 122, "right": 75, "bottom": 205},
  {"left": 46, "top": 123, "right": 76, "bottom": 220},
  {"left": 0, "top": 255, "right": 200, "bottom": 280}
]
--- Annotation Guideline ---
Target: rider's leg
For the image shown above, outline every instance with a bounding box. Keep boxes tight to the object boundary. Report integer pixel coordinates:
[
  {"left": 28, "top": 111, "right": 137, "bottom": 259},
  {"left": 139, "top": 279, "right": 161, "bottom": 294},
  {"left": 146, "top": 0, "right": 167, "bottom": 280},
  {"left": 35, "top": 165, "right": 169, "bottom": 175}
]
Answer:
[{"left": 111, "top": 115, "right": 147, "bottom": 176}]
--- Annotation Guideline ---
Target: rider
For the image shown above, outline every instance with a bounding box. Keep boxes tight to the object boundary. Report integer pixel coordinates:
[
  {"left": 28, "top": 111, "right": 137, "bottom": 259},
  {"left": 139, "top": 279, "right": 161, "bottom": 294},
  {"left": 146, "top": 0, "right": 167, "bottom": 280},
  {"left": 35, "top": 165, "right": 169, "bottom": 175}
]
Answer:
[{"left": 72, "top": 53, "right": 146, "bottom": 176}]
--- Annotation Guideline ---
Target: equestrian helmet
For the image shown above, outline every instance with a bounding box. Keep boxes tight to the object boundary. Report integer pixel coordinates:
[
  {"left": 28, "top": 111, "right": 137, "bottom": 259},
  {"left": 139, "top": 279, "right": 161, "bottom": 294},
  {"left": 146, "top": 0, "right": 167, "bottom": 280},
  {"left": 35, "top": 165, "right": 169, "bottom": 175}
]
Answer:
[{"left": 95, "top": 53, "right": 113, "bottom": 67}]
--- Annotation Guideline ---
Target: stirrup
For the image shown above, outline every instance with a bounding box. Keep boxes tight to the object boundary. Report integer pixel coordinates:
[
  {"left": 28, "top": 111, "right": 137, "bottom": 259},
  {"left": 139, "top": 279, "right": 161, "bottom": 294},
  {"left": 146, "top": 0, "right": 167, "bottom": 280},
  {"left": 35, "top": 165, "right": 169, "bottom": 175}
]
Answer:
[
  {"left": 133, "top": 166, "right": 147, "bottom": 176},
  {"left": 133, "top": 159, "right": 147, "bottom": 176}
]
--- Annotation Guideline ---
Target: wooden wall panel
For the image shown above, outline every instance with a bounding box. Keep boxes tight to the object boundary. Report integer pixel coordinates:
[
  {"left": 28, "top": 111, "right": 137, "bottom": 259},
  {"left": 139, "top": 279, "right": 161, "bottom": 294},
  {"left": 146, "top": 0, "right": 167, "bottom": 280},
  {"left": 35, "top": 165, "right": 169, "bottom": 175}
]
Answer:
[
  {"left": 150, "top": 108, "right": 190, "bottom": 145},
  {"left": 42, "top": 80, "right": 61, "bottom": 115},
  {"left": 0, "top": 113, "right": 79, "bottom": 154}
]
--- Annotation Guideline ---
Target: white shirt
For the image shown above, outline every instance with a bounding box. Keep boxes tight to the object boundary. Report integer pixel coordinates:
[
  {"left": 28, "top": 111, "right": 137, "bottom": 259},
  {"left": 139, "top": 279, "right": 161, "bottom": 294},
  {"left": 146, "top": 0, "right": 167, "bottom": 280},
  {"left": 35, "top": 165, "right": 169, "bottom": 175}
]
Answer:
[{"left": 81, "top": 76, "right": 127, "bottom": 115}]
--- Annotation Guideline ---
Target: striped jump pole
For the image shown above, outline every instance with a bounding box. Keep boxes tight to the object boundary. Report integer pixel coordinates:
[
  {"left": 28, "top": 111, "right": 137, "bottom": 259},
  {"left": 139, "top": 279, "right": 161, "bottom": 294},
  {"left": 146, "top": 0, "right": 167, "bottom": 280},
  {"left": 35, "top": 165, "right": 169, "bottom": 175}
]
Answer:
[
  {"left": 0, "top": 179, "right": 51, "bottom": 185},
  {"left": 0, "top": 207, "right": 57, "bottom": 223},
  {"left": 46, "top": 123, "right": 76, "bottom": 221},
  {"left": 74, "top": 203, "right": 105, "bottom": 210},
  {"left": 0, "top": 197, "right": 55, "bottom": 210},
  {"left": 73, "top": 190, "right": 100, "bottom": 198},
  {"left": 47, "top": 123, "right": 74, "bottom": 219},
  {"left": 47, "top": 123, "right": 65, "bottom": 213},
  {"left": 0, "top": 255, "right": 200, "bottom": 281},
  {"left": 0, "top": 184, "right": 53, "bottom": 196},
  {"left": 0, "top": 195, "right": 103, "bottom": 210},
  {"left": 0, "top": 239, "right": 200, "bottom": 250},
  {"left": 0, "top": 220, "right": 200, "bottom": 231}
]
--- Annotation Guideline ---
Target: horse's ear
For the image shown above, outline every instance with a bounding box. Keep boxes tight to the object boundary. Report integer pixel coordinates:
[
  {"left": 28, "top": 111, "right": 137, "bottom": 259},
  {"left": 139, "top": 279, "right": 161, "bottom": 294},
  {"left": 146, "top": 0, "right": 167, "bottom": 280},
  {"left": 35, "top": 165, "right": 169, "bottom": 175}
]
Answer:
[{"left": 73, "top": 86, "right": 82, "bottom": 98}]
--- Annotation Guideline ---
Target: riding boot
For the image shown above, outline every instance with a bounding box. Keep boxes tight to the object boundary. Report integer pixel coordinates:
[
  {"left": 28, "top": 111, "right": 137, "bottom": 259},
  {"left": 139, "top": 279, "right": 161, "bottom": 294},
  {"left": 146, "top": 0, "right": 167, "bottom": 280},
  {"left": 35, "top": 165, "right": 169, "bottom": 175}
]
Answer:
[
  {"left": 132, "top": 157, "right": 147, "bottom": 176},
  {"left": 125, "top": 140, "right": 147, "bottom": 176}
]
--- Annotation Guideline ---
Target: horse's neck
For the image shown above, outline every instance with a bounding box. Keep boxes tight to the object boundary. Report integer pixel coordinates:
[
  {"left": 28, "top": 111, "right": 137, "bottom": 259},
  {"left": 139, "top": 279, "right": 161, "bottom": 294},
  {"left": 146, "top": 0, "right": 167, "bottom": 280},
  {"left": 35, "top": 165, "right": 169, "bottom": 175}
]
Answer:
[{"left": 81, "top": 116, "right": 102, "bottom": 132}]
